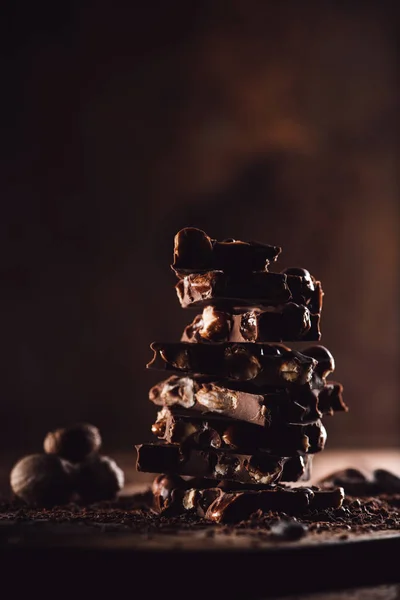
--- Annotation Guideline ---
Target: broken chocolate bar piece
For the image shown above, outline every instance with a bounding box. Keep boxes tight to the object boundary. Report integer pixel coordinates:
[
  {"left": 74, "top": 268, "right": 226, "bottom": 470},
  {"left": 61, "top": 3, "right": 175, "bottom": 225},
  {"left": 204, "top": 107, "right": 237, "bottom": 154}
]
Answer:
[
  {"left": 281, "top": 454, "right": 313, "bottom": 482},
  {"left": 175, "top": 270, "right": 323, "bottom": 313},
  {"left": 181, "top": 304, "right": 321, "bottom": 344},
  {"left": 136, "top": 442, "right": 290, "bottom": 484},
  {"left": 151, "top": 473, "right": 343, "bottom": 520},
  {"left": 149, "top": 376, "right": 344, "bottom": 426},
  {"left": 152, "top": 406, "right": 327, "bottom": 455},
  {"left": 147, "top": 342, "right": 317, "bottom": 386},
  {"left": 172, "top": 227, "right": 281, "bottom": 276}
]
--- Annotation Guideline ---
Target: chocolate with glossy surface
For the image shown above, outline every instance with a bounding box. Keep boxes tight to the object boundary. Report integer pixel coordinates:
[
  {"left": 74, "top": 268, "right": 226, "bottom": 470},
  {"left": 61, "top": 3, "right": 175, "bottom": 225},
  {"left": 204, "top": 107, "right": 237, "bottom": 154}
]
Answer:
[
  {"left": 175, "top": 270, "right": 323, "bottom": 313},
  {"left": 152, "top": 406, "right": 327, "bottom": 455},
  {"left": 182, "top": 304, "right": 320, "bottom": 344},
  {"left": 147, "top": 342, "right": 317, "bottom": 386},
  {"left": 172, "top": 227, "right": 281, "bottom": 276}
]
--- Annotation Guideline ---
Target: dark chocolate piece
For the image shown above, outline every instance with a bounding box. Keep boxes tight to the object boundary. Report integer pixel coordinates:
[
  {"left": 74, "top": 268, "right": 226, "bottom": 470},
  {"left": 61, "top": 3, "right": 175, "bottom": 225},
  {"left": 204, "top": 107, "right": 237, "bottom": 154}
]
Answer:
[
  {"left": 151, "top": 474, "right": 343, "bottom": 520},
  {"left": 280, "top": 455, "right": 313, "bottom": 482},
  {"left": 373, "top": 469, "right": 400, "bottom": 494},
  {"left": 149, "top": 375, "right": 344, "bottom": 426},
  {"left": 175, "top": 270, "right": 323, "bottom": 313},
  {"left": 317, "top": 468, "right": 379, "bottom": 496},
  {"left": 136, "top": 442, "right": 289, "bottom": 484},
  {"left": 172, "top": 227, "right": 281, "bottom": 276},
  {"left": 270, "top": 519, "right": 309, "bottom": 540},
  {"left": 181, "top": 304, "right": 320, "bottom": 344},
  {"left": 205, "top": 488, "right": 313, "bottom": 523},
  {"left": 147, "top": 342, "right": 317, "bottom": 386},
  {"left": 152, "top": 406, "right": 327, "bottom": 455}
]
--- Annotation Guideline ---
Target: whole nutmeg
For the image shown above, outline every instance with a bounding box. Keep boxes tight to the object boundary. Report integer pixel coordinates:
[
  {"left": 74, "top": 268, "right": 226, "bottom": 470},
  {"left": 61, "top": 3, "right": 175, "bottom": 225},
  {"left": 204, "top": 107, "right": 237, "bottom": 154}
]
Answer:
[
  {"left": 44, "top": 423, "right": 102, "bottom": 463},
  {"left": 75, "top": 455, "right": 124, "bottom": 503},
  {"left": 10, "top": 454, "right": 75, "bottom": 506}
]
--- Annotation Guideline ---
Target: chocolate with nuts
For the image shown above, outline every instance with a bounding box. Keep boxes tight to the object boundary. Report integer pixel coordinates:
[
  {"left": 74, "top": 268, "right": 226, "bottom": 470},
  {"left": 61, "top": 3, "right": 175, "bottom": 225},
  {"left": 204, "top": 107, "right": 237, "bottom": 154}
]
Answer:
[
  {"left": 147, "top": 342, "right": 317, "bottom": 386},
  {"left": 136, "top": 442, "right": 292, "bottom": 484},
  {"left": 149, "top": 375, "right": 346, "bottom": 426},
  {"left": 172, "top": 227, "right": 281, "bottom": 276},
  {"left": 152, "top": 406, "right": 327, "bottom": 455},
  {"left": 182, "top": 304, "right": 321, "bottom": 344},
  {"left": 176, "top": 270, "right": 323, "bottom": 313}
]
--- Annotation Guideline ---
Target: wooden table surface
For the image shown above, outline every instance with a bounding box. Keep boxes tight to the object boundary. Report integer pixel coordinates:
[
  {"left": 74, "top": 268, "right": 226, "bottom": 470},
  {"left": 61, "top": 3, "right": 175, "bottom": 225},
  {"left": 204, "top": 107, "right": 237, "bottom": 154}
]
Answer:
[{"left": 1, "top": 448, "right": 399, "bottom": 599}]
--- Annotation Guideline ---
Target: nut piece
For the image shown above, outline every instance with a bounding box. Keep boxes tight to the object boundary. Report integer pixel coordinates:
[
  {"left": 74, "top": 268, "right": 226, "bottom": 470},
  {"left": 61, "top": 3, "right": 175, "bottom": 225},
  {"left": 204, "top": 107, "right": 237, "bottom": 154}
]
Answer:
[
  {"left": 302, "top": 345, "right": 335, "bottom": 378},
  {"left": 75, "top": 456, "right": 124, "bottom": 503},
  {"left": 44, "top": 423, "right": 102, "bottom": 463},
  {"left": 10, "top": 454, "right": 75, "bottom": 506}
]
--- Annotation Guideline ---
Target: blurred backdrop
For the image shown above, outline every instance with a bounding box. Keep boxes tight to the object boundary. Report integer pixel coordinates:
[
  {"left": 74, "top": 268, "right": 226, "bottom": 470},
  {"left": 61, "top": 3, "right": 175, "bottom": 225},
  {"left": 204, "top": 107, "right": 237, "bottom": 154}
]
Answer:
[{"left": 2, "top": 1, "right": 398, "bottom": 459}]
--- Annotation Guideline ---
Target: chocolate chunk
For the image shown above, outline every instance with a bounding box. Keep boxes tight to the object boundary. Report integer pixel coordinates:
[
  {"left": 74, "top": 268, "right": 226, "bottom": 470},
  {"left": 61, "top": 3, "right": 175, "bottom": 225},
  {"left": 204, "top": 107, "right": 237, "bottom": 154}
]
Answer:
[
  {"left": 175, "top": 271, "right": 323, "bottom": 312},
  {"left": 149, "top": 376, "right": 344, "bottom": 427},
  {"left": 317, "top": 468, "right": 379, "bottom": 496},
  {"left": 281, "top": 455, "right": 313, "bottom": 482},
  {"left": 317, "top": 382, "right": 348, "bottom": 414},
  {"left": 373, "top": 469, "right": 400, "bottom": 494},
  {"left": 182, "top": 304, "right": 320, "bottom": 344},
  {"left": 147, "top": 342, "right": 317, "bottom": 386},
  {"left": 172, "top": 227, "right": 281, "bottom": 276},
  {"left": 152, "top": 406, "right": 326, "bottom": 455},
  {"left": 301, "top": 346, "right": 335, "bottom": 378},
  {"left": 270, "top": 518, "right": 309, "bottom": 540},
  {"left": 136, "top": 442, "right": 290, "bottom": 484}
]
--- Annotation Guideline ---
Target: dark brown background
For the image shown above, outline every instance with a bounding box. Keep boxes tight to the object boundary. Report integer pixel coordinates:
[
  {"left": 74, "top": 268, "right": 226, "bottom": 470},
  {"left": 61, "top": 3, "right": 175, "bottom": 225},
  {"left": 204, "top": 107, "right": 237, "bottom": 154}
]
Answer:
[{"left": 1, "top": 1, "right": 398, "bottom": 460}]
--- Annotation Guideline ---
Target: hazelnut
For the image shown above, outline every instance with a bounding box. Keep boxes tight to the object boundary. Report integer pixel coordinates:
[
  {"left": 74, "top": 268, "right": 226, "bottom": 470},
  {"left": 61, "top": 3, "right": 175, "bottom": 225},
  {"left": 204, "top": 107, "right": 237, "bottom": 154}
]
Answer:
[
  {"left": 44, "top": 423, "right": 102, "bottom": 463},
  {"left": 10, "top": 453, "right": 75, "bottom": 506},
  {"left": 75, "top": 456, "right": 124, "bottom": 503},
  {"left": 302, "top": 345, "right": 335, "bottom": 378},
  {"left": 152, "top": 473, "right": 184, "bottom": 511},
  {"left": 282, "top": 267, "right": 315, "bottom": 291}
]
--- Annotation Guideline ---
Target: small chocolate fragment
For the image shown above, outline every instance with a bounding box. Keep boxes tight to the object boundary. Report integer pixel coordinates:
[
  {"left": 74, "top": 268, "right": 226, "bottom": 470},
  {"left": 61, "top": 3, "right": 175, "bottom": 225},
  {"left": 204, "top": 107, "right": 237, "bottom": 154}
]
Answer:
[
  {"left": 281, "top": 455, "right": 313, "bottom": 482},
  {"left": 136, "top": 442, "right": 290, "bottom": 484},
  {"left": 43, "top": 423, "right": 102, "bottom": 463},
  {"left": 182, "top": 304, "right": 320, "bottom": 344},
  {"left": 153, "top": 406, "right": 326, "bottom": 455},
  {"left": 147, "top": 342, "right": 317, "bottom": 386},
  {"left": 301, "top": 346, "right": 335, "bottom": 378},
  {"left": 176, "top": 270, "right": 322, "bottom": 312},
  {"left": 317, "top": 468, "right": 378, "bottom": 496},
  {"left": 270, "top": 518, "right": 308, "bottom": 540},
  {"left": 172, "top": 227, "right": 281, "bottom": 276},
  {"left": 10, "top": 454, "right": 75, "bottom": 507},
  {"left": 151, "top": 473, "right": 187, "bottom": 512},
  {"left": 308, "top": 486, "right": 345, "bottom": 510}
]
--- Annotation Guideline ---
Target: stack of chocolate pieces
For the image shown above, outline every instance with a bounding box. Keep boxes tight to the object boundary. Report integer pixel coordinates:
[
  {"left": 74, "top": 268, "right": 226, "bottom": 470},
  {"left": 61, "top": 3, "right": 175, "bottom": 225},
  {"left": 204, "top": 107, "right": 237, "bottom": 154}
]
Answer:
[{"left": 136, "top": 228, "right": 348, "bottom": 523}]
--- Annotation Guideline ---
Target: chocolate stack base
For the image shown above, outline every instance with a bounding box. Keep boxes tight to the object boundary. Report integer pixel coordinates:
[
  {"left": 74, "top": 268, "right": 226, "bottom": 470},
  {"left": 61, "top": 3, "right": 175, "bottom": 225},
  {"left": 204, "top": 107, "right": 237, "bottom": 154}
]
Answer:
[{"left": 137, "top": 228, "right": 348, "bottom": 523}]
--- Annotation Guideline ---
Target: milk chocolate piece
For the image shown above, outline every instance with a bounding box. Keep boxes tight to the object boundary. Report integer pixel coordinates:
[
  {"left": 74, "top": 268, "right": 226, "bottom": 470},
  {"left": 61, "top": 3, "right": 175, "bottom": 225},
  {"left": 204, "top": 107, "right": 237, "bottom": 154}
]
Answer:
[
  {"left": 152, "top": 407, "right": 327, "bottom": 455},
  {"left": 136, "top": 442, "right": 289, "bottom": 484},
  {"left": 149, "top": 376, "right": 344, "bottom": 426},
  {"left": 175, "top": 270, "right": 323, "bottom": 313},
  {"left": 147, "top": 342, "right": 317, "bottom": 386},
  {"left": 182, "top": 304, "right": 320, "bottom": 344},
  {"left": 172, "top": 227, "right": 281, "bottom": 276}
]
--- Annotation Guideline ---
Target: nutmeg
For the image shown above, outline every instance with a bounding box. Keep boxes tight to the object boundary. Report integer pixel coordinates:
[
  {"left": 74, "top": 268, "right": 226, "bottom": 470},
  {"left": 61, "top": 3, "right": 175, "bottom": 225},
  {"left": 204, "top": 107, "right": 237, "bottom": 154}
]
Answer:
[
  {"left": 10, "top": 454, "right": 75, "bottom": 506},
  {"left": 74, "top": 455, "right": 124, "bottom": 503},
  {"left": 43, "top": 422, "right": 102, "bottom": 463}
]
